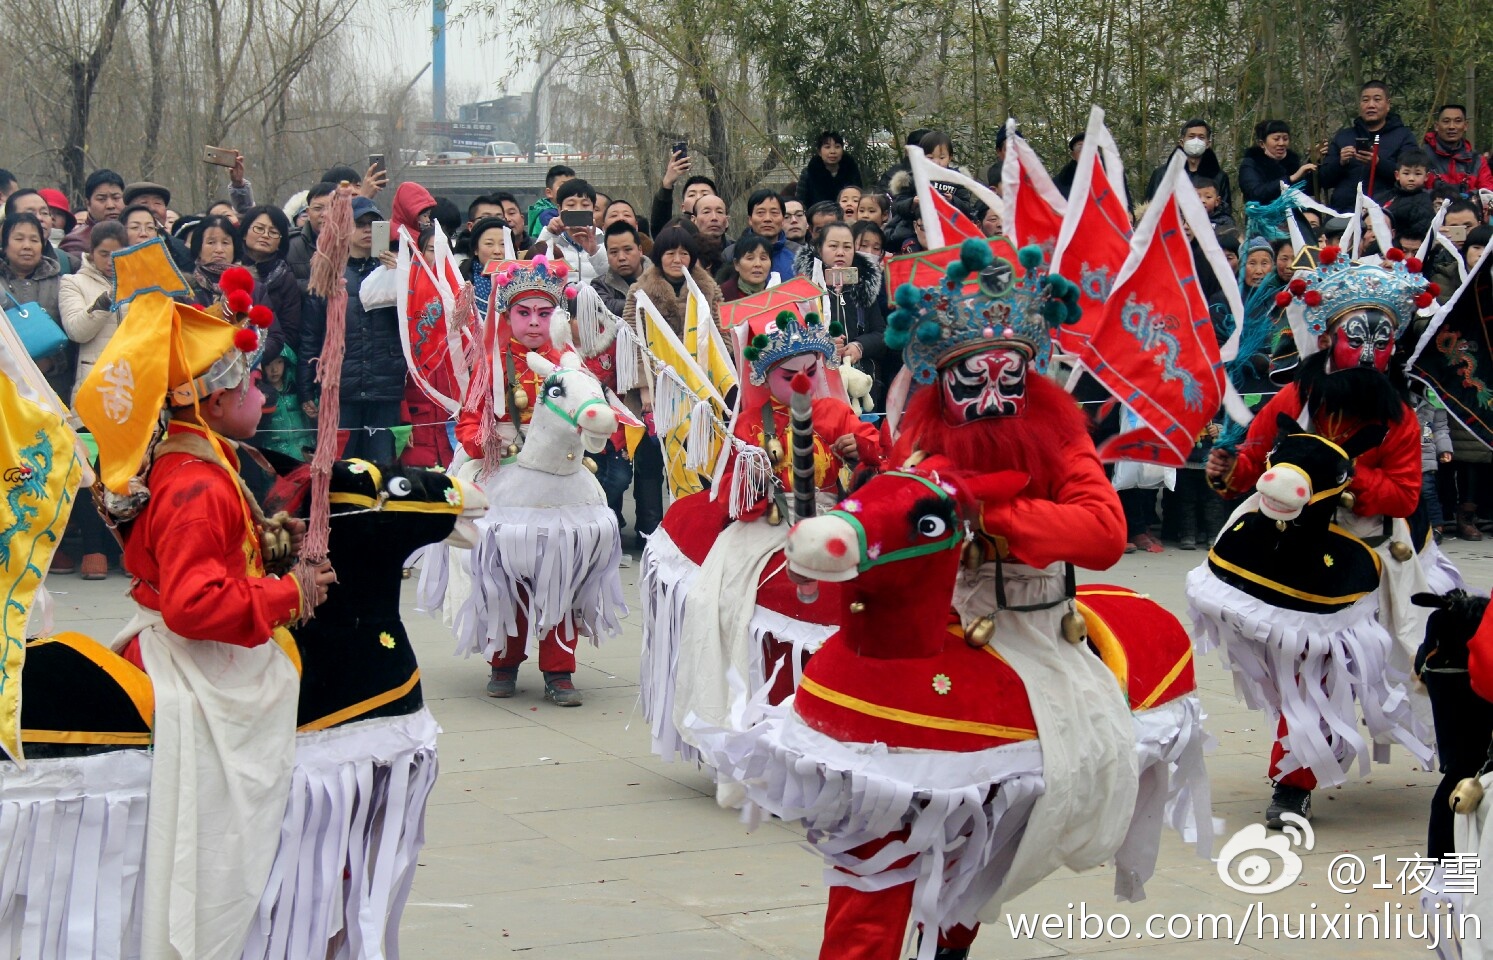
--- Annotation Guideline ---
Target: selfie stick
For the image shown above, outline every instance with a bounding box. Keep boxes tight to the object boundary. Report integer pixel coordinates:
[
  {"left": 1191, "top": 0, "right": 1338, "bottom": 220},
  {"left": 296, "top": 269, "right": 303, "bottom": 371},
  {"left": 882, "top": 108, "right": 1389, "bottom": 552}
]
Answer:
[{"left": 1367, "top": 134, "right": 1380, "bottom": 197}]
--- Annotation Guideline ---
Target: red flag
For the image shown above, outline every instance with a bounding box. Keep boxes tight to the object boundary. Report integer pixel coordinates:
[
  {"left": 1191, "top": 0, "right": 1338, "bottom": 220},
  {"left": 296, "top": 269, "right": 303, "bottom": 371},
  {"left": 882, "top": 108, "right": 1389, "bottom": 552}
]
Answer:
[
  {"left": 1050, "top": 109, "right": 1133, "bottom": 350},
  {"left": 1080, "top": 166, "right": 1224, "bottom": 467},
  {"left": 1000, "top": 123, "right": 1067, "bottom": 256},
  {"left": 928, "top": 189, "right": 981, "bottom": 243},
  {"left": 396, "top": 234, "right": 463, "bottom": 413}
]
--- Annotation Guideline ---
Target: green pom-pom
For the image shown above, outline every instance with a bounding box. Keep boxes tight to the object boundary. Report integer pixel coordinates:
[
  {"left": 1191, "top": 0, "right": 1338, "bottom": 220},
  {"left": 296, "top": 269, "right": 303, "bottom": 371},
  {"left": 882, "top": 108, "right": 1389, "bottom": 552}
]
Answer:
[
  {"left": 1017, "top": 245, "right": 1044, "bottom": 271},
  {"left": 827, "top": 320, "right": 844, "bottom": 337},
  {"left": 744, "top": 346, "right": 761, "bottom": 361},
  {"left": 916, "top": 320, "right": 943, "bottom": 344},
  {"left": 947, "top": 263, "right": 970, "bottom": 284},
  {"left": 960, "top": 239, "right": 994, "bottom": 270},
  {"left": 775, "top": 311, "right": 793, "bottom": 330},
  {"left": 895, "top": 285, "right": 921, "bottom": 308},
  {"left": 804, "top": 311, "right": 822, "bottom": 326},
  {"left": 752, "top": 333, "right": 770, "bottom": 348},
  {"left": 886, "top": 326, "right": 910, "bottom": 350},
  {"left": 887, "top": 309, "right": 913, "bottom": 331}
]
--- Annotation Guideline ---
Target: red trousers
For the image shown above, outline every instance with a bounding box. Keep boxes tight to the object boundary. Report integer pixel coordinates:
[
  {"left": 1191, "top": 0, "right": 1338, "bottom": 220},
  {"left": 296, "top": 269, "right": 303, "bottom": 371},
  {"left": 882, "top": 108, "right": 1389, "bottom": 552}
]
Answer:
[
  {"left": 1268, "top": 714, "right": 1319, "bottom": 790},
  {"left": 819, "top": 833, "right": 979, "bottom": 959},
  {"left": 488, "top": 596, "right": 577, "bottom": 674}
]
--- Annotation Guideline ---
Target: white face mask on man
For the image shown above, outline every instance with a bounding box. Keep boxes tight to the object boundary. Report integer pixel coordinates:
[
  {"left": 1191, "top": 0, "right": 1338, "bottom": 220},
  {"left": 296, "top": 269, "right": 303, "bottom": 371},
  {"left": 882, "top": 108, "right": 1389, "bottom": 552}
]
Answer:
[{"left": 1182, "top": 137, "right": 1209, "bottom": 158}]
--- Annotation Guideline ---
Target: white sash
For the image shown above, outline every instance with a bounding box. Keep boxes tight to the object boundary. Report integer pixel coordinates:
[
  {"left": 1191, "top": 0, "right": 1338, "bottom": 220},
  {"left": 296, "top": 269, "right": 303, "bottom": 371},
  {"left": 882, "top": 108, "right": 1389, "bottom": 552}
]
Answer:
[{"left": 118, "top": 605, "right": 299, "bottom": 960}]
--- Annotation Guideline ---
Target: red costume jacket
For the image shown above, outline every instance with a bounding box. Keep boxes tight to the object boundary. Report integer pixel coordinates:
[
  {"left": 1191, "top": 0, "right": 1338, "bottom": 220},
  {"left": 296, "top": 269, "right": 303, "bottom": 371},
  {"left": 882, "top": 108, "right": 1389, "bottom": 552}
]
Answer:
[
  {"left": 1217, "top": 383, "right": 1420, "bottom": 519},
  {"left": 121, "top": 421, "right": 302, "bottom": 668}
]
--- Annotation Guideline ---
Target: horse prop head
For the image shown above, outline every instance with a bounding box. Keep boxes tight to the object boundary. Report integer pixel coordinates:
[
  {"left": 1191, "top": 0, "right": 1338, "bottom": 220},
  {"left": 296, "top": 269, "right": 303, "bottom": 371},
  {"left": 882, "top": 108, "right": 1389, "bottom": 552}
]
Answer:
[
  {"left": 525, "top": 351, "right": 618, "bottom": 457},
  {"left": 1255, "top": 413, "right": 1385, "bottom": 524}
]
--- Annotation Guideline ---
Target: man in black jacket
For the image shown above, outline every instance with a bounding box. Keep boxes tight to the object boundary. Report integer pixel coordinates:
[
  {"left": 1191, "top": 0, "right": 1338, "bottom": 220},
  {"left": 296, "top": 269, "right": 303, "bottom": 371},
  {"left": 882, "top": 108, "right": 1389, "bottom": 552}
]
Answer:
[
  {"left": 1319, "top": 80, "right": 1418, "bottom": 210},
  {"left": 286, "top": 182, "right": 336, "bottom": 293},
  {"left": 298, "top": 196, "right": 404, "bottom": 463},
  {"left": 1143, "top": 120, "right": 1234, "bottom": 218}
]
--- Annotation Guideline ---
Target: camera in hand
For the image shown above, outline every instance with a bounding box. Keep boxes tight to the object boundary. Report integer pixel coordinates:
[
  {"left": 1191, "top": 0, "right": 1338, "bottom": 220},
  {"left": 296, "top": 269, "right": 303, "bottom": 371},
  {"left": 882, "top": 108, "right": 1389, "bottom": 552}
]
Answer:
[
  {"left": 825, "top": 266, "right": 859, "bottom": 287},
  {"left": 672, "top": 140, "right": 688, "bottom": 159}
]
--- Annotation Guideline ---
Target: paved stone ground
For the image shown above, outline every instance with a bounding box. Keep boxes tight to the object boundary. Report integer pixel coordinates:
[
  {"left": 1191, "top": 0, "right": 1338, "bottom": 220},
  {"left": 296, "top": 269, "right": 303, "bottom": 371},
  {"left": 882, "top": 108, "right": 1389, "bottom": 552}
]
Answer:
[{"left": 45, "top": 537, "right": 1493, "bottom": 958}]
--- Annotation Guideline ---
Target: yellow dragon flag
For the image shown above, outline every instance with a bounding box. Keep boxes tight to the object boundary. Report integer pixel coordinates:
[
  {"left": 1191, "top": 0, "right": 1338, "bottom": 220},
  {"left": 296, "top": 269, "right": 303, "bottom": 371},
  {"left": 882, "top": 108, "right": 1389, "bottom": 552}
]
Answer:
[
  {"left": 0, "top": 357, "right": 84, "bottom": 766},
  {"left": 635, "top": 290, "right": 727, "bottom": 500},
  {"left": 682, "top": 273, "right": 738, "bottom": 403}
]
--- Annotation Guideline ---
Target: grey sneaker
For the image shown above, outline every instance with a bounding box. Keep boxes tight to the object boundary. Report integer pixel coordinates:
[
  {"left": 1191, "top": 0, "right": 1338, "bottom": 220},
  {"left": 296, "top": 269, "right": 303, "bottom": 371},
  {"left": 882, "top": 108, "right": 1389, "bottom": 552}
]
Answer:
[
  {"left": 543, "top": 672, "right": 584, "bottom": 707},
  {"left": 486, "top": 666, "right": 518, "bottom": 698},
  {"left": 1265, "top": 783, "right": 1311, "bottom": 829}
]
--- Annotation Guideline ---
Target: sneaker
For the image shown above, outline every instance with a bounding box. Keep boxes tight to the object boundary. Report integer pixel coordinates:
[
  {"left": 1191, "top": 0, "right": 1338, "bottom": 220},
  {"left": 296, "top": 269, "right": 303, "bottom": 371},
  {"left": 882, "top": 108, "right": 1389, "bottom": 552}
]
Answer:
[
  {"left": 1129, "top": 533, "right": 1164, "bottom": 554},
  {"left": 1265, "top": 783, "right": 1312, "bottom": 829},
  {"left": 1178, "top": 536, "right": 1197, "bottom": 551},
  {"left": 543, "top": 672, "right": 584, "bottom": 707},
  {"left": 618, "top": 553, "right": 633, "bottom": 569},
  {"left": 80, "top": 553, "right": 108, "bottom": 580},
  {"left": 486, "top": 666, "right": 518, "bottom": 698}
]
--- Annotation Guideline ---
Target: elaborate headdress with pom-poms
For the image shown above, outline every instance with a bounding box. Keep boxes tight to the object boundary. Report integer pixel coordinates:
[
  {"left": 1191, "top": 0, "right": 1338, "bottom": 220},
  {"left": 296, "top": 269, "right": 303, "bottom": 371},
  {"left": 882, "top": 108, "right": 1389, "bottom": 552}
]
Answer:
[
  {"left": 742, "top": 308, "right": 841, "bottom": 385},
  {"left": 885, "top": 239, "right": 1081, "bottom": 384},
  {"left": 170, "top": 263, "right": 276, "bottom": 403},
  {"left": 1272, "top": 244, "right": 1433, "bottom": 341},
  {"left": 488, "top": 254, "right": 576, "bottom": 311}
]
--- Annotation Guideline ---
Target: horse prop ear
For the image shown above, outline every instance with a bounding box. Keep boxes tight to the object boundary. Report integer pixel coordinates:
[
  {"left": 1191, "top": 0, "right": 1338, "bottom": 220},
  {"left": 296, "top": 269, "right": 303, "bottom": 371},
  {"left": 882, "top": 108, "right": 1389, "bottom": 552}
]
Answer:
[
  {"left": 1274, "top": 412, "right": 1299, "bottom": 438},
  {"left": 1340, "top": 424, "right": 1388, "bottom": 461},
  {"left": 527, "top": 352, "right": 557, "bottom": 379}
]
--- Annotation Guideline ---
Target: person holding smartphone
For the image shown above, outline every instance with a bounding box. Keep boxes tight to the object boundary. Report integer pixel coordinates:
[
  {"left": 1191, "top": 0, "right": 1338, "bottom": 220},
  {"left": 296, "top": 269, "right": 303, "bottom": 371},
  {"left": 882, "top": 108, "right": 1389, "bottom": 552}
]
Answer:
[
  {"left": 792, "top": 220, "right": 890, "bottom": 407},
  {"left": 1319, "top": 79, "right": 1417, "bottom": 209},
  {"left": 529, "top": 177, "right": 608, "bottom": 282}
]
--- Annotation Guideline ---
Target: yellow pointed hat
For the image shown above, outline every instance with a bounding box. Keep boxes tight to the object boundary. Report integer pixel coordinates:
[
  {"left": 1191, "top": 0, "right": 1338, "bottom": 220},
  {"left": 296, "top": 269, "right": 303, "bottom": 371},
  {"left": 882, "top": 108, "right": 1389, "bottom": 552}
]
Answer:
[{"left": 75, "top": 239, "right": 258, "bottom": 494}]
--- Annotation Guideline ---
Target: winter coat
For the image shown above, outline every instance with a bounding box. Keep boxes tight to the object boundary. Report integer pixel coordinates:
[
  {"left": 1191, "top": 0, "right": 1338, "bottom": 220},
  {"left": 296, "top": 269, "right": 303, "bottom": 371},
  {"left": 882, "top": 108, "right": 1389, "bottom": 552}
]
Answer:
[
  {"left": 244, "top": 255, "right": 304, "bottom": 364},
  {"left": 1423, "top": 132, "right": 1493, "bottom": 197},
  {"left": 791, "top": 246, "right": 890, "bottom": 397},
  {"left": 719, "top": 275, "right": 768, "bottom": 302},
  {"left": 390, "top": 182, "right": 436, "bottom": 240},
  {"left": 1, "top": 254, "right": 70, "bottom": 398},
  {"left": 1144, "top": 148, "right": 1233, "bottom": 217},
  {"left": 299, "top": 257, "right": 406, "bottom": 405},
  {"left": 58, "top": 258, "right": 120, "bottom": 392},
  {"left": 797, "top": 153, "right": 864, "bottom": 209},
  {"left": 286, "top": 222, "right": 317, "bottom": 293},
  {"left": 1319, "top": 113, "right": 1417, "bottom": 210},
  {"left": 257, "top": 347, "right": 315, "bottom": 461},
  {"left": 1413, "top": 394, "right": 1452, "bottom": 473},
  {"left": 591, "top": 258, "right": 650, "bottom": 316},
  {"left": 721, "top": 230, "right": 799, "bottom": 281},
  {"left": 620, "top": 263, "right": 724, "bottom": 413},
  {"left": 1237, "top": 146, "right": 1305, "bottom": 205},
  {"left": 526, "top": 230, "right": 609, "bottom": 284},
  {"left": 1052, "top": 160, "right": 1079, "bottom": 198}
]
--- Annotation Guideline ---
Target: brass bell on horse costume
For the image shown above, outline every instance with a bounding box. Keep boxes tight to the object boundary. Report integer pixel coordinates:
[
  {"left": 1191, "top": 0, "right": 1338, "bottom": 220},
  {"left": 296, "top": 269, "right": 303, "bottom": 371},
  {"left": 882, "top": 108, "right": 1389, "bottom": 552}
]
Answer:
[
  {"left": 1061, "top": 609, "right": 1088, "bottom": 645},
  {"left": 766, "top": 501, "right": 783, "bottom": 526},
  {"left": 962, "top": 539, "right": 984, "bottom": 571},
  {"left": 964, "top": 616, "right": 994, "bottom": 648},
  {"left": 512, "top": 387, "right": 529, "bottom": 411},
  {"left": 1389, "top": 541, "right": 1414, "bottom": 563},
  {"left": 505, "top": 443, "right": 520, "bottom": 458},
  {"left": 1338, "top": 490, "right": 1356, "bottom": 512},
  {"left": 1451, "top": 777, "right": 1485, "bottom": 814},
  {"left": 766, "top": 437, "right": 785, "bottom": 467}
]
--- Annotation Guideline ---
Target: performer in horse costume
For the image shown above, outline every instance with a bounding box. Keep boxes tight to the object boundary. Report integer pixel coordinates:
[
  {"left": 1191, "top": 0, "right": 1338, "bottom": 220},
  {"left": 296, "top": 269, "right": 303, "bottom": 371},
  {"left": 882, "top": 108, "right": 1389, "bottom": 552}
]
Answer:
[
  {"left": 640, "top": 299, "right": 882, "bottom": 761},
  {"left": 696, "top": 240, "right": 1213, "bottom": 960},
  {"left": 439, "top": 256, "right": 625, "bottom": 705},
  {"left": 1191, "top": 243, "right": 1439, "bottom": 827},
  {"left": 71, "top": 241, "right": 335, "bottom": 959}
]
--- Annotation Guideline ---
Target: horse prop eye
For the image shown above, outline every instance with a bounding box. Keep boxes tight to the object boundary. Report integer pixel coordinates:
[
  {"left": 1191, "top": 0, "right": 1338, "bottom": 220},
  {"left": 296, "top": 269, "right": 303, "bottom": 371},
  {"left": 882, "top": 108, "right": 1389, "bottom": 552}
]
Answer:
[
  {"left": 917, "top": 515, "right": 948, "bottom": 538},
  {"left": 387, "top": 476, "right": 412, "bottom": 497},
  {"left": 545, "top": 381, "right": 565, "bottom": 400}
]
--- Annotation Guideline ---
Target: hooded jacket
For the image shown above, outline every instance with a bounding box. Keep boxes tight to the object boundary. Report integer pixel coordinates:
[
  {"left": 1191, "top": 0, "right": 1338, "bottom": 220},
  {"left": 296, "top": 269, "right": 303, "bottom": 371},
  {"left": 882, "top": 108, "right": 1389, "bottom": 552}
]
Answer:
[
  {"left": 390, "top": 182, "right": 436, "bottom": 241},
  {"left": 59, "top": 257, "right": 121, "bottom": 392},
  {"left": 1144, "top": 148, "right": 1234, "bottom": 217},
  {"left": 1319, "top": 112, "right": 1417, "bottom": 209},
  {"left": 1237, "top": 146, "right": 1305, "bottom": 205},
  {"left": 796, "top": 153, "right": 864, "bottom": 209},
  {"left": 1422, "top": 131, "right": 1493, "bottom": 196}
]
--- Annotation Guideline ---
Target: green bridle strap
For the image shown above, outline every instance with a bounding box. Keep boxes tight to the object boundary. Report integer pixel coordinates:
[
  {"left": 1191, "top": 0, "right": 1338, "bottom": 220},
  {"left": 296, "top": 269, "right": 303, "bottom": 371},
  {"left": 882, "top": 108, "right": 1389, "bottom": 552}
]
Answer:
[
  {"left": 824, "top": 470, "right": 965, "bottom": 573},
  {"left": 540, "top": 376, "right": 610, "bottom": 433}
]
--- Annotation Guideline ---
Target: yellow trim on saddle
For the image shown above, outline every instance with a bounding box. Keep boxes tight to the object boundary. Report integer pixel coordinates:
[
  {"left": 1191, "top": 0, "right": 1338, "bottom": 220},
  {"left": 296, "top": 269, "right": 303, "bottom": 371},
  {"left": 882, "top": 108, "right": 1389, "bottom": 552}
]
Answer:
[
  {"left": 20, "top": 729, "right": 154, "bottom": 746},
  {"left": 797, "top": 674, "right": 1037, "bottom": 741},
  {"left": 326, "top": 492, "right": 462, "bottom": 515},
  {"left": 1075, "top": 600, "right": 1128, "bottom": 694},
  {"left": 1207, "top": 549, "right": 1376, "bottom": 605},
  {"left": 1137, "top": 647, "right": 1194, "bottom": 710},
  {"left": 272, "top": 626, "right": 302, "bottom": 675},
  {"left": 297, "top": 669, "right": 421, "bottom": 733},
  {"left": 23, "top": 632, "right": 155, "bottom": 743}
]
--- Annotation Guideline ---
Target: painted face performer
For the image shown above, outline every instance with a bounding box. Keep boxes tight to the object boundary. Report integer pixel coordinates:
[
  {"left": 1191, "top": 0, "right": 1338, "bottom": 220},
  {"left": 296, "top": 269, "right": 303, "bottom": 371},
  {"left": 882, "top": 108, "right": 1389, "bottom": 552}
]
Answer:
[
  {"left": 438, "top": 256, "right": 625, "bottom": 707},
  {"left": 72, "top": 239, "right": 334, "bottom": 960},
  {"left": 1192, "top": 244, "right": 1441, "bottom": 829}
]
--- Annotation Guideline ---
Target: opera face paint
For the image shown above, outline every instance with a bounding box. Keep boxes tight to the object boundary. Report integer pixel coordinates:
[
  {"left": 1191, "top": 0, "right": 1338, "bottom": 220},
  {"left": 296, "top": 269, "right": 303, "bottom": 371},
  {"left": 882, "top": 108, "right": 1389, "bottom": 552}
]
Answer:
[
  {"left": 768, "top": 353, "right": 820, "bottom": 406},
  {"left": 1329, "top": 309, "right": 1394, "bottom": 372},
  {"left": 941, "top": 348, "right": 1029, "bottom": 422},
  {"left": 511, "top": 296, "right": 556, "bottom": 350}
]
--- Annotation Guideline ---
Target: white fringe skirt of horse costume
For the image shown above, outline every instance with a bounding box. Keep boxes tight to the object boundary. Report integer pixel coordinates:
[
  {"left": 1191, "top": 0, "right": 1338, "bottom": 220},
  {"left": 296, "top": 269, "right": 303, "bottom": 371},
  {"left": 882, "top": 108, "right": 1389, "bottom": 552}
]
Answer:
[{"left": 1187, "top": 510, "right": 1436, "bottom": 788}]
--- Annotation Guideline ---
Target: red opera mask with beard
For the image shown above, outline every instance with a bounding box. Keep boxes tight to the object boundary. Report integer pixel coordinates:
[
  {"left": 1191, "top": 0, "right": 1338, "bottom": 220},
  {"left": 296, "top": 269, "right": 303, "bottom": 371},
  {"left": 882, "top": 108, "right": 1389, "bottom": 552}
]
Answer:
[
  {"left": 940, "top": 348, "right": 1029, "bottom": 423},
  {"left": 1328, "top": 309, "right": 1395, "bottom": 373}
]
